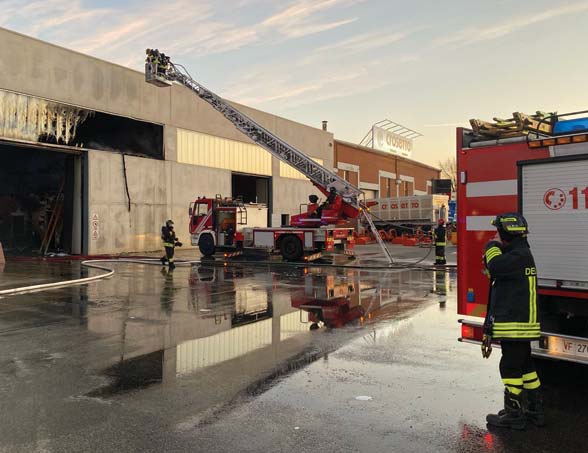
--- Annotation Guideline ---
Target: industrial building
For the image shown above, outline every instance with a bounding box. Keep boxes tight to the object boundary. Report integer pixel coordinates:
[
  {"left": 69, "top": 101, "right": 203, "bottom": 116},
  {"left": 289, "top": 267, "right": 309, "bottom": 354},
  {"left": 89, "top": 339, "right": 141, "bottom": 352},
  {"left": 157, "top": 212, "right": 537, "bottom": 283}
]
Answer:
[
  {"left": 333, "top": 139, "right": 441, "bottom": 200},
  {"left": 0, "top": 28, "right": 332, "bottom": 255},
  {"left": 0, "top": 28, "right": 441, "bottom": 257}
]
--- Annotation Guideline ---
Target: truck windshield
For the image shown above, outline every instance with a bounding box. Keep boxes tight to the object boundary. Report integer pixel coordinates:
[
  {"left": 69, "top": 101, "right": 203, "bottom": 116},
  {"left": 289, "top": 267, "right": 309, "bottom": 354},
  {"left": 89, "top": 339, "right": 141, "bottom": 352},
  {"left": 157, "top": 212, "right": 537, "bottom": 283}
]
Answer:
[{"left": 192, "top": 202, "right": 209, "bottom": 228}]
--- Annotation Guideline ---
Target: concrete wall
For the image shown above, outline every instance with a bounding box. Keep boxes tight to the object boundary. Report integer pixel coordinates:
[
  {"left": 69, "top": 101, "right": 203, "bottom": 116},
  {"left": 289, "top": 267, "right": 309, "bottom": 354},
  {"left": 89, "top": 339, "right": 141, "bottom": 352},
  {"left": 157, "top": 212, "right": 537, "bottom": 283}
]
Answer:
[
  {"left": 88, "top": 150, "right": 231, "bottom": 254},
  {"left": 0, "top": 27, "right": 335, "bottom": 254},
  {"left": 0, "top": 28, "right": 333, "bottom": 161}
]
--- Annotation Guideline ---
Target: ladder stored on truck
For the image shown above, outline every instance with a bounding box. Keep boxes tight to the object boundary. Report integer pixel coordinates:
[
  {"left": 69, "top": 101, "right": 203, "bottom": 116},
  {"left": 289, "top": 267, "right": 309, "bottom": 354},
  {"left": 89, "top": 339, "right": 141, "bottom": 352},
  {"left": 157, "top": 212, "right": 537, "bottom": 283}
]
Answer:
[{"left": 144, "top": 49, "right": 393, "bottom": 264}]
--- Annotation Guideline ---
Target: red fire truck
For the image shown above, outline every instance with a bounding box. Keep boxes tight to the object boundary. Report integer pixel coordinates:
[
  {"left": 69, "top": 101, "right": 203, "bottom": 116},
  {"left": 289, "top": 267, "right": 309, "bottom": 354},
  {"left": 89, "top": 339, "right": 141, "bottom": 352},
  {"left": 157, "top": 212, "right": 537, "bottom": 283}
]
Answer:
[
  {"left": 458, "top": 110, "right": 588, "bottom": 365},
  {"left": 189, "top": 194, "right": 355, "bottom": 261}
]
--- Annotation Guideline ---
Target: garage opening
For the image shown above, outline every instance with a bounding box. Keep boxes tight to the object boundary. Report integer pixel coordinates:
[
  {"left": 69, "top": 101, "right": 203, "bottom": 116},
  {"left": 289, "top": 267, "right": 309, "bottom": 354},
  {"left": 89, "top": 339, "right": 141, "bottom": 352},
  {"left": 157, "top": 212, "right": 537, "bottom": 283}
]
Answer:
[
  {"left": 231, "top": 173, "right": 270, "bottom": 204},
  {"left": 232, "top": 173, "right": 271, "bottom": 227},
  {"left": 0, "top": 144, "right": 83, "bottom": 256}
]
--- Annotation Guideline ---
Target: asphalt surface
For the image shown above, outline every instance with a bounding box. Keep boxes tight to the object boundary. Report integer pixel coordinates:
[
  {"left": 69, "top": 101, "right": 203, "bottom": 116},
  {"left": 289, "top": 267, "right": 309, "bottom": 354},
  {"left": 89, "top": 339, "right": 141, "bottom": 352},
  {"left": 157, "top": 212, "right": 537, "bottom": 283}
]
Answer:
[{"left": 0, "top": 244, "right": 587, "bottom": 452}]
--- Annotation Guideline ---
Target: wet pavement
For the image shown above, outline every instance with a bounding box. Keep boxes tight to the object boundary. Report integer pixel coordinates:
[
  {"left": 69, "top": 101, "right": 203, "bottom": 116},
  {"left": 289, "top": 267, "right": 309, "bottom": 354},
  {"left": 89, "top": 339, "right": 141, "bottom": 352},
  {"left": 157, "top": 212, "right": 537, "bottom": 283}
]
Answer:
[{"left": 0, "top": 245, "right": 586, "bottom": 452}]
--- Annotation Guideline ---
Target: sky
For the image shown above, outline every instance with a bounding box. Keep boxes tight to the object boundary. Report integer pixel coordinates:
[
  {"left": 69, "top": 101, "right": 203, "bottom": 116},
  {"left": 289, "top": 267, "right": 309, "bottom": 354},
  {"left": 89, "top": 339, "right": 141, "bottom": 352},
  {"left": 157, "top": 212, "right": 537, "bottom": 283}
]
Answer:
[{"left": 2, "top": 0, "right": 588, "bottom": 166}]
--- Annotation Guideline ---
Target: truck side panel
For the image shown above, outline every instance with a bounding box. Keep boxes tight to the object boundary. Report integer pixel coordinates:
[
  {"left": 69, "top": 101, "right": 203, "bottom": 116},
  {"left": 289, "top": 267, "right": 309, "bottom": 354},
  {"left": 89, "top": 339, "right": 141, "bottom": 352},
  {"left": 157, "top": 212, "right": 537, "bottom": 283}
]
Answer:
[
  {"left": 520, "top": 155, "right": 588, "bottom": 293},
  {"left": 456, "top": 129, "right": 549, "bottom": 317}
]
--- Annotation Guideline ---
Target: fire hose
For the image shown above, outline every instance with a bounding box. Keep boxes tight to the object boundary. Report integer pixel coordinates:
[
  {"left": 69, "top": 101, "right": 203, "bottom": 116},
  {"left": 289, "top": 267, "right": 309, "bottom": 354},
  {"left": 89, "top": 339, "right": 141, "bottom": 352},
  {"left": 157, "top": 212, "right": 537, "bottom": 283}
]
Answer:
[{"left": 0, "top": 254, "right": 454, "bottom": 297}]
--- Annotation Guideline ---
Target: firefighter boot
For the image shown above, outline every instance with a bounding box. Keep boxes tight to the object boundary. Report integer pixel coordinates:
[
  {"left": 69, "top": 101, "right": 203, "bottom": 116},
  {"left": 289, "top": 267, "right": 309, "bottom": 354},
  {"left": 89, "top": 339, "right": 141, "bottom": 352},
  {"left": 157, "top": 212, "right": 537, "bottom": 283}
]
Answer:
[
  {"left": 486, "top": 390, "right": 526, "bottom": 430},
  {"left": 526, "top": 389, "right": 545, "bottom": 427}
]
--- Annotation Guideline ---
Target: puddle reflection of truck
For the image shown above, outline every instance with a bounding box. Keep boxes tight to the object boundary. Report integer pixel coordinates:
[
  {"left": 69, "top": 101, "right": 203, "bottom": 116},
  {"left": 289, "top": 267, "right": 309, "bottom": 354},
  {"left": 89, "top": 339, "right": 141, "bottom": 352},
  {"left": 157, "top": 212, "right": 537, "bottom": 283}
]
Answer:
[{"left": 291, "top": 270, "right": 389, "bottom": 329}]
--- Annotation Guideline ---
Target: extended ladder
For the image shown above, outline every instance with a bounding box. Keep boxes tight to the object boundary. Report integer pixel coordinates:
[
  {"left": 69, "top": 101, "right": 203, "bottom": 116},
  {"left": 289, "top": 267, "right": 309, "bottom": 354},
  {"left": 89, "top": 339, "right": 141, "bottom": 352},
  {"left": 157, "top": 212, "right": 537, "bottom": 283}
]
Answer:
[{"left": 145, "top": 50, "right": 393, "bottom": 264}]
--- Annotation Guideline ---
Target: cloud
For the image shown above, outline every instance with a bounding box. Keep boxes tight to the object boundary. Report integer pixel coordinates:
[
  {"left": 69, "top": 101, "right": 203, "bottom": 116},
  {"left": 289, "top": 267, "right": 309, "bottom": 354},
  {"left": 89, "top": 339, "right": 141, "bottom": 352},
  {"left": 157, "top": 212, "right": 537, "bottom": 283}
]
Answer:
[
  {"left": 1, "top": 0, "right": 361, "bottom": 68},
  {"left": 316, "top": 28, "right": 418, "bottom": 54},
  {"left": 434, "top": 1, "right": 588, "bottom": 48},
  {"left": 262, "top": 0, "right": 361, "bottom": 38}
]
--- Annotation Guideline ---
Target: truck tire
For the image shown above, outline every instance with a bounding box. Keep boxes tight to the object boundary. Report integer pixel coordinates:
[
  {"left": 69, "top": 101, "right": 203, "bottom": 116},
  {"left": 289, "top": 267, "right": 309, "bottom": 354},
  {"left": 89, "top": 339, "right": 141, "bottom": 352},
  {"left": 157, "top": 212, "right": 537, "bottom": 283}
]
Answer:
[
  {"left": 198, "top": 234, "right": 215, "bottom": 257},
  {"left": 280, "top": 235, "right": 303, "bottom": 261}
]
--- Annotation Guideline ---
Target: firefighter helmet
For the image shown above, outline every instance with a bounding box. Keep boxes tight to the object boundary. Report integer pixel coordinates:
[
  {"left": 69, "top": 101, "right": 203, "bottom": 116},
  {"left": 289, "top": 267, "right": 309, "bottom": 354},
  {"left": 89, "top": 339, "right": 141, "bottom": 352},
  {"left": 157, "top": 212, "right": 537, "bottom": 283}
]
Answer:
[
  {"left": 491, "top": 213, "right": 528, "bottom": 237},
  {"left": 166, "top": 219, "right": 174, "bottom": 228}
]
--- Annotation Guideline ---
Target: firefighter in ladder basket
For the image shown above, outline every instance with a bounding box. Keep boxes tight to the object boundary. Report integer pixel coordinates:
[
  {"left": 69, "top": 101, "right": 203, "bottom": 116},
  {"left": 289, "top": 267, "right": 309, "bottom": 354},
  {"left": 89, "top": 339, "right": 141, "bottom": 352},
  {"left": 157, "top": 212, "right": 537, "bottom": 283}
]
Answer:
[
  {"left": 434, "top": 218, "right": 447, "bottom": 265},
  {"left": 482, "top": 213, "right": 544, "bottom": 430},
  {"left": 160, "top": 220, "right": 182, "bottom": 270}
]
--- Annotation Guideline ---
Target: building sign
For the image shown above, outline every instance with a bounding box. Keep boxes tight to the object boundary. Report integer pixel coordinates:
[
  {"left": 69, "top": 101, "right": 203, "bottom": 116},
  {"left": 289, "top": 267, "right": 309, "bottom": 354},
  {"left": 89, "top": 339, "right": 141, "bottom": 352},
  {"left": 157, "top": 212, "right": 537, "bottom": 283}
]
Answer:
[
  {"left": 372, "top": 126, "right": 413, "bottom": 158},
  {"left": 91, "top": 213, "right": 100, "bottom": 240}
]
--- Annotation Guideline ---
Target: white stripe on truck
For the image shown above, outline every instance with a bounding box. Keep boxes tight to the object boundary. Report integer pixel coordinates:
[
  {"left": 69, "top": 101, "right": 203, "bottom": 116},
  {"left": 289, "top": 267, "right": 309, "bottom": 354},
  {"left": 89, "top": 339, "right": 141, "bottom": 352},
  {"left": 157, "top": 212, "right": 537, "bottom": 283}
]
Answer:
[
  {"left": 466, "top": 216, "right": 496, "bottom": 231},
  {"left": 466, "top": 179, "right": 517, "bottom": 198}
]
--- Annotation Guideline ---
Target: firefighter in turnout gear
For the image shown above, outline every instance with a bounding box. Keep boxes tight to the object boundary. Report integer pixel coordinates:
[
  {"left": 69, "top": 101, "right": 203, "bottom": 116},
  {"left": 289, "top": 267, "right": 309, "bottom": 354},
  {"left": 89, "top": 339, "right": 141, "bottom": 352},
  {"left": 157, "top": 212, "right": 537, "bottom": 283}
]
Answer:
[
  {"left": 483, "top": 213, "right": 544, "bottom": 430},
  {"left": 434, "top": 218, "right": 447, "bottom": 265},
  {"left": 161, "top": 220, "right": 182, "bottom": 270}
]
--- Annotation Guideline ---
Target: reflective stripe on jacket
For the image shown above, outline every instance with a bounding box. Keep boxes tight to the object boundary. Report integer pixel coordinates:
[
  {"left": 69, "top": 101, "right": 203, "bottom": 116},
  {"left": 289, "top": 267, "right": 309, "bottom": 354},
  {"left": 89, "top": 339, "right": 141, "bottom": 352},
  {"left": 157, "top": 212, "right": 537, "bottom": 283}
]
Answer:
[{"left": 484, "top": 238, "right": 539, "bottom": 340}]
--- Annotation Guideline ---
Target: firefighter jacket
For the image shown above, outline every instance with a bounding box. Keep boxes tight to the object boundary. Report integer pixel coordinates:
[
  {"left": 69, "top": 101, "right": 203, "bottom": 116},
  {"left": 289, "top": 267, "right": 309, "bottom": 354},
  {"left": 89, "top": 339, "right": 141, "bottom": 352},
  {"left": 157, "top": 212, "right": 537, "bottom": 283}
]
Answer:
[
  {"left": 161, "top": 226, "right": 178, "bottom": 248},
  {"left": 434, "top": 225, "right": 446, "bottom": 246},
  {"left": 484, "top": 237, "right": 540, "bottom": 341}
]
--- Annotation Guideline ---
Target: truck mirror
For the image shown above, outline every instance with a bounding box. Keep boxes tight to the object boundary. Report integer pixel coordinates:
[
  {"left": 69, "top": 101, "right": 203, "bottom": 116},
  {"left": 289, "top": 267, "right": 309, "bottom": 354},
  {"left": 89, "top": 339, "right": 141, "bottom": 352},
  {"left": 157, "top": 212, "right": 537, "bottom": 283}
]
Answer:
[{"left": 188, "top": 207, "right": 193, "bottom": 216}]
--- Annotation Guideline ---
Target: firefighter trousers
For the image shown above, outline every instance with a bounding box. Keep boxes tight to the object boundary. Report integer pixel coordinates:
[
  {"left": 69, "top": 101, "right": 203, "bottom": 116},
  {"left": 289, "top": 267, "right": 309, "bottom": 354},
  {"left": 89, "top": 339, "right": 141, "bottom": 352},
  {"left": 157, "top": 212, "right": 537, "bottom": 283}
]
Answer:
[
  {"left": 162, "top": 246, "right": 175, "bottom": 265},
  {"left": 500, "top": 340, "right": 541, "bottom": 395},
  {"left": 435, "top": 245, "right": 446, "bottom": 264}
]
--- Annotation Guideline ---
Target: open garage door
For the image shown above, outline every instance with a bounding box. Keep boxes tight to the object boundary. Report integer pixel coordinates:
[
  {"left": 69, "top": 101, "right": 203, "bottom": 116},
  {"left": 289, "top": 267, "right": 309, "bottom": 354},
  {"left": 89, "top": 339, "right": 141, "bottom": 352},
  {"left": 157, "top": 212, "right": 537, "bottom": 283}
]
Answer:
[
  {"left": 0, "top": 143, "right": 84, "bottom": 256},
  {"left": 231, "top": 173, "right": 270, "bottom": 205},
  {"left": 232, "top": 172, "right": 271, "bottom": 227}
]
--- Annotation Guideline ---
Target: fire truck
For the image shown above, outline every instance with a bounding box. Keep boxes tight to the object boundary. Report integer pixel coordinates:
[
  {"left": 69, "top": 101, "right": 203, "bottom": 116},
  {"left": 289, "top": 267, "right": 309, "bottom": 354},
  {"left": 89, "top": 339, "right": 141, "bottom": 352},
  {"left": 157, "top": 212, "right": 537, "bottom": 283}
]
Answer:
[
  {"left": 145, "top": 50, "right": 392, "bottom": 263},
  {"left": 188, "top": 194, "right": 355, "bottom": 261},
  {"left": 457, "top": 110, "right": 588, "bottom": 365}
]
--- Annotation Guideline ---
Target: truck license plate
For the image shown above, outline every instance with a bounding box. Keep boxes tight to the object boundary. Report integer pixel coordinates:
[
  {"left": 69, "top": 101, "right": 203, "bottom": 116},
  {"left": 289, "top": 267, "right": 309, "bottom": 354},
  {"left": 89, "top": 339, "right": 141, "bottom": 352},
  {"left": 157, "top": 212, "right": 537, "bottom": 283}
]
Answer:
[{"left": 548, "top": 336, "right": 588, "bottom": 359}]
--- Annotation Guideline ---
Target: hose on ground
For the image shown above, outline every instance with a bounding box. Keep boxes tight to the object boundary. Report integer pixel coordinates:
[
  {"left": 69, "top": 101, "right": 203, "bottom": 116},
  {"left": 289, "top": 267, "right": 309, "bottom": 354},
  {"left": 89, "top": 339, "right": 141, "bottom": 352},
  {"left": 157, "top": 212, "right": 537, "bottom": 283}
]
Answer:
[{"left": 0, "top": 255, "right": 454, "bottom": 297}]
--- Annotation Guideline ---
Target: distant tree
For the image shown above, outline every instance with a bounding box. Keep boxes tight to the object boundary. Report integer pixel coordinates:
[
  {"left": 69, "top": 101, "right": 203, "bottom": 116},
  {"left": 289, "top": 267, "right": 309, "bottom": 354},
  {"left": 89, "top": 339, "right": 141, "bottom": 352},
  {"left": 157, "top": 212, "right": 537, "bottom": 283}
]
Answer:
[{"left": 438, "top": 157, "right": 457, "bottom": 192}]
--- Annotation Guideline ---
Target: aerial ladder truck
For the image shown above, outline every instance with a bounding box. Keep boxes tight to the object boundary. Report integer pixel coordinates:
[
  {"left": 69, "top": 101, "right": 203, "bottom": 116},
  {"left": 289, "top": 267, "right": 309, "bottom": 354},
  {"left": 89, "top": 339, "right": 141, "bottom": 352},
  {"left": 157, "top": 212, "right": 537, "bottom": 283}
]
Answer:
[{"left": 144, "top": 49, "right": 393, "bottom": 264}]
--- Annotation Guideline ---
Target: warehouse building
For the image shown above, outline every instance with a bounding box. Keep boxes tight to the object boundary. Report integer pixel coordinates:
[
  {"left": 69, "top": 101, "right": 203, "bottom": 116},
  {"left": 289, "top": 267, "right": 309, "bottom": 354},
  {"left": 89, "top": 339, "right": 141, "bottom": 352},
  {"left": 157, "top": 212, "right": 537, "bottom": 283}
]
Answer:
[
  {"left": 0, "top": 28, "right": 332, "bottom": 255},
  {"left": 333, "top": 139, "right": 441, "bottom": 200}
]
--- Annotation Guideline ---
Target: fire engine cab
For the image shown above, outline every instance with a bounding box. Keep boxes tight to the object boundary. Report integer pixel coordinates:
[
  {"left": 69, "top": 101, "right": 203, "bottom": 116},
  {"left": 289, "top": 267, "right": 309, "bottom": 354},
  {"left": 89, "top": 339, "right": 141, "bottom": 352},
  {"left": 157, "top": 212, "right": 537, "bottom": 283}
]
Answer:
[{"left": 458, "top": 110, "right": 588, "bottom": 365}]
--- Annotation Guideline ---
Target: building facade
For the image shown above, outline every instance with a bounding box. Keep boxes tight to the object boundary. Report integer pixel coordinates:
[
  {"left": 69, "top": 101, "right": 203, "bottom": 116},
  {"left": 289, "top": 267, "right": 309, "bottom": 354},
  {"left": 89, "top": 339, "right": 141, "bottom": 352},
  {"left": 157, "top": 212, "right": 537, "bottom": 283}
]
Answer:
[
  {"left": 333, "top": 140, "right": 441, "bottom": 200},
  {"left": 0, "top": 28, "right": 333, "bottom": 255}
]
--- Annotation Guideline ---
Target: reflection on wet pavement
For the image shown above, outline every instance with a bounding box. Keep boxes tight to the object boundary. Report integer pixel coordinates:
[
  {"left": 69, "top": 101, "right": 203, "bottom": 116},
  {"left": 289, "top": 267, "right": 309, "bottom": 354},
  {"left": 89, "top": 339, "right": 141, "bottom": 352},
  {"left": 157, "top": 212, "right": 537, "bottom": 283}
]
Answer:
[
  {"left": 0, "top": 262, "right": 435, "bottom": 448},
  {"left": 0, "top": 260, "right": 586, "bottom": 452},
  {"left": 70, "top": 264, "right": 435, "bottom": 398}
]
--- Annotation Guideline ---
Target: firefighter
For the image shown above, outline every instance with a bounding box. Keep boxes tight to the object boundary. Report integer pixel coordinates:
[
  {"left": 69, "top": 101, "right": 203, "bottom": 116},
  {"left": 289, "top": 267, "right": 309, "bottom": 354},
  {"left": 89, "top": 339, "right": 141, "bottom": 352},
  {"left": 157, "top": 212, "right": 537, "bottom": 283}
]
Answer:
[
  {"left": 483, "top": 213, "right": 544, "bottom": 430},
  {"left": 160, "top": 220, "right": 182, "bottom": 270},
  {"left": 326, "top": 186, "right": 337, "bottom": 205},
  {"left": 308, "top": 194, "right": 320, "bottom": 218},
  {"left": 434, "top": 218, "right": 447, "bottom": 265}
]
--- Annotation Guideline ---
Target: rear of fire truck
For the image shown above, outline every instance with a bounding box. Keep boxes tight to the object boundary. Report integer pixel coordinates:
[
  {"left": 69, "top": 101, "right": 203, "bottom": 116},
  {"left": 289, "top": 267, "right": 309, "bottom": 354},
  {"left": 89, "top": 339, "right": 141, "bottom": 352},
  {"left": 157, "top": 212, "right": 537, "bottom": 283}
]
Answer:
[{"left": 457, "top": 110, "right": 588, "bottom": 365}]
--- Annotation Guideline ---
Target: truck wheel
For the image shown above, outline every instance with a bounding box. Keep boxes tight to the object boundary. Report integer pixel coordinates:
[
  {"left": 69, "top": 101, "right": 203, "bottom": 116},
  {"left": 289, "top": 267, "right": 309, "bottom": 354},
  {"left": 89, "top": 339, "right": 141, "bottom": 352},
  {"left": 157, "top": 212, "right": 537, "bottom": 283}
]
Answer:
[
  {"left": 280, "top": 235, "right": 303, "bottom": 261},
  {"left": 198, "top": 234, "right": 215, "bottom": 257}
]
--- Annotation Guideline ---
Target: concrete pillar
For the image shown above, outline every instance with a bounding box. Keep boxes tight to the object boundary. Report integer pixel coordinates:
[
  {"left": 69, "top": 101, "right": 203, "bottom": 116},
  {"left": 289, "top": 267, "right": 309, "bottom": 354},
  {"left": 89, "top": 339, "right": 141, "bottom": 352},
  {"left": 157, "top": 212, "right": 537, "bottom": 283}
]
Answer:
[{"left": 71, "top": 155, "right": 83, "bottom": 254}]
